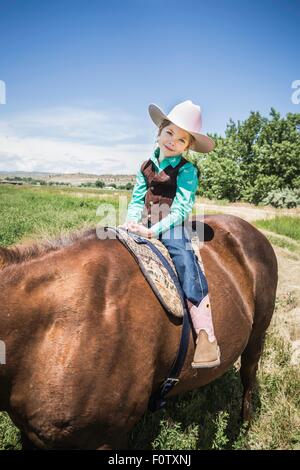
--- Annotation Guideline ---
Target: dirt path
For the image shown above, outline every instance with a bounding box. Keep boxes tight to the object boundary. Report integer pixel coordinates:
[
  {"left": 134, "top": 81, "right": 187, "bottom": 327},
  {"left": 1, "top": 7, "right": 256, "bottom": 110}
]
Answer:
[
  {"left": 197, "top": 199, "right": 300, "bottom": 365},
  {"left": 196, "top": 198, "right": 300, "bottom": 221}
]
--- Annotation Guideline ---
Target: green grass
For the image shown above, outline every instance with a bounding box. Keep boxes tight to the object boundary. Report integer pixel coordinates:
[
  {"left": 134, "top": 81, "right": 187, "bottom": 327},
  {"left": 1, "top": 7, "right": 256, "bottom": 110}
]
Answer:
[
  {"left": 0, "top": 185, "right": 299, "bottom": 450},
  {"left": 254, "top": 216, "right": 300, "bottom": 241},
  {"left": 2, "top": 314, "right": 298, "bottom": 450},
  {"left": 205, "top": 198, "right": 230, "bottom": 206},
  {"left": 0, "top": 413, "right": 21, "bottom": 450},
  {"left": 129, "top": 326, "right": 300, "bottom": 450},
  {"left": 0, "top": 185, "right": 127, "bottom": 246},
  {"left": 192, "top": 207, "right": 221, "bottom": 216},
  {"left": 263, "top": 234, "right": 299, "bottom": 254}
]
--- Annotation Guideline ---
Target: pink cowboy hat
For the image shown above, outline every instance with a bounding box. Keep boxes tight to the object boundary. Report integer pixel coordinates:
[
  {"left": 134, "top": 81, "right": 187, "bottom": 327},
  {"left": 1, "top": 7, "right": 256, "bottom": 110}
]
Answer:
[{"left": 148, "top": 100, "right": 215, "bottom": 153}]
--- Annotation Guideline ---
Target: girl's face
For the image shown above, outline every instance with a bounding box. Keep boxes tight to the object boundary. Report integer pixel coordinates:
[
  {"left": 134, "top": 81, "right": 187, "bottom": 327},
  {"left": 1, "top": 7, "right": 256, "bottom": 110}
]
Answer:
[{"left": 158, "top": 123, "right": 191, "bottom": 157}]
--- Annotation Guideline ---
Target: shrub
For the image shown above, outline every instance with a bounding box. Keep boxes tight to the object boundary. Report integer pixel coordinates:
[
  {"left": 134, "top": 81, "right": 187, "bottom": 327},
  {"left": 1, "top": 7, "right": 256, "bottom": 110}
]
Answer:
[
  {"left": 262, "top": 188, "right": 300, "bottom": 208},
  {"left": 95, "top": 180, "right": 105, "bottom": 188},
  {"left": 241, "top": 174, "right": 281, "bottom": 205},
  {"left": 198, "top": 156, "right": 244, "bottom": 202}
]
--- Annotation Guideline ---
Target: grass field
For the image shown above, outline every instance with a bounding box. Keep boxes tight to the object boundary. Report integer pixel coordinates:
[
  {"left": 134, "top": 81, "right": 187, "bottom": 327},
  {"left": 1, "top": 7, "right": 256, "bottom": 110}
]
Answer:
[
  {"left": 254, "top": 216, "right": 300, "bottom": 241},
  {"left": 0, "top": 184, "right": 299, "bottom": 450},
  {"left": 0, "top": 185, "right": 129, "bottom": 246}
]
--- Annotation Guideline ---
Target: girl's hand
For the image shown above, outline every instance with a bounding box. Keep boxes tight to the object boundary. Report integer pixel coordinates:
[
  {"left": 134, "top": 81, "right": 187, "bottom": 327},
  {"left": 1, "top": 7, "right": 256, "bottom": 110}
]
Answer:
[
  {"left": 119, "top": 221, "right": 153, "bottom": 238},
  {"left": 131, "top": 224, "right": 153, "bottom": 238},
  {"left": 118, "top": 221, "right": 138, "bottom": 232}
]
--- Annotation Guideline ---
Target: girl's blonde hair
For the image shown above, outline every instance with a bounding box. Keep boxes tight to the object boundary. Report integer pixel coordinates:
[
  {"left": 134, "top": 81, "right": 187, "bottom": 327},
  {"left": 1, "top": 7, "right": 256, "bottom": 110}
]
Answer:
[{"left": 156, "top": 119, "right": 196, "bottom": 158}]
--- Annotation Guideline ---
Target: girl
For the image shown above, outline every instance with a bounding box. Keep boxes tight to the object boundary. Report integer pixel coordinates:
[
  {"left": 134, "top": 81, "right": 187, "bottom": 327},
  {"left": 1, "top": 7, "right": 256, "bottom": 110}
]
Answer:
[{"left": 120, "top": 100, "right": 220, "bottom": 368}]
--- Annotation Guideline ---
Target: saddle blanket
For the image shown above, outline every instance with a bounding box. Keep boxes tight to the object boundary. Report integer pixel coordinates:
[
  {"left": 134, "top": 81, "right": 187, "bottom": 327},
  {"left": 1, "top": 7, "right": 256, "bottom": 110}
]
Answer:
[{"left": 104, "top": 226, "right": 207, "bottom": 318}]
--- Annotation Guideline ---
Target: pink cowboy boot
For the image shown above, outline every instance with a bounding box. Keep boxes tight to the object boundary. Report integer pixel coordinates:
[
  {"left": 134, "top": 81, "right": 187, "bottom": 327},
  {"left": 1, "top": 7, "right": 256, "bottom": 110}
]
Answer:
[{"left": 187, "top": 294, "right": 221, "bottom": 368}]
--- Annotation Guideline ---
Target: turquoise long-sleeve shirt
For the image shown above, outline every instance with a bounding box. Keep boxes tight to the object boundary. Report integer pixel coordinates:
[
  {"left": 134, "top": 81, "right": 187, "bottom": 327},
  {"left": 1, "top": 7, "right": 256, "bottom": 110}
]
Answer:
[{"left": 126, "top": 147, "right": 199, "bottom": 237}]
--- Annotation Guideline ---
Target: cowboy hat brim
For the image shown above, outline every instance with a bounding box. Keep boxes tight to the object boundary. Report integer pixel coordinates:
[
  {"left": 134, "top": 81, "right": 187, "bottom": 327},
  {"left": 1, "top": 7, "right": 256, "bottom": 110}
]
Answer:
[{"left": 148, "top": 103, "right": 215, "bottom": 153}]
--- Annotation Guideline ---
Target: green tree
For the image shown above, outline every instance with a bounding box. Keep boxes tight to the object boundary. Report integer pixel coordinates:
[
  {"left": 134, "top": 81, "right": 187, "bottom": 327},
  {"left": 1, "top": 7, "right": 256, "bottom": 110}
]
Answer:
[
  {"left": 95, "top": 179, "right": 105, "bottom": 188},
  {"left": 186, "top": 109, "right": 300, "bottom": 205},
  {"left": 198, "top": 153, "right": 244, "bottom": 201}
]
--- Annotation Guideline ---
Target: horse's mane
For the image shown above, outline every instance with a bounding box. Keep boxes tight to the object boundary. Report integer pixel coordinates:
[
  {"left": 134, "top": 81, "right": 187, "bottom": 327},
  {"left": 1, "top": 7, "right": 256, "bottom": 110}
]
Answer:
[{"left": 0, "top": 226, "right": 98, "bottom": 268}]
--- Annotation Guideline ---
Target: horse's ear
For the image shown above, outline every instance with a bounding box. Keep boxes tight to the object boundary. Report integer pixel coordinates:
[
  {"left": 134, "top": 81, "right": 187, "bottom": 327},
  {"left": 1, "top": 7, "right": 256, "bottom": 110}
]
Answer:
[{"left": 0, "top": 247, "right": 11, "bottom": 269}]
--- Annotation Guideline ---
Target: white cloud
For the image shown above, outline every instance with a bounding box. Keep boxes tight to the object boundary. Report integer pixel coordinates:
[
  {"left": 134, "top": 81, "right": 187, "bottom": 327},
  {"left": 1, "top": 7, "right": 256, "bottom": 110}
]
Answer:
[{"left": 0, "top": 106, "right": 157, "bottom": 174}]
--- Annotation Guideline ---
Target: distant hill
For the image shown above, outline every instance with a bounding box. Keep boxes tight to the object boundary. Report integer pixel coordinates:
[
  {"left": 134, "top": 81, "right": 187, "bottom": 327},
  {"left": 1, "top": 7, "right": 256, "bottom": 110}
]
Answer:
[{"left": 0, "top": 171, "right": 136, "bottom": 187}]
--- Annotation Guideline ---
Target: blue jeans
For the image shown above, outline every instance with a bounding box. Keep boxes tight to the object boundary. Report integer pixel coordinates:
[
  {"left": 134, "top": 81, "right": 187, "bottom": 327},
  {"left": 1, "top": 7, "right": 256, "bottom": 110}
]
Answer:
[{"left": 158, "top": 224, "right": 208, "bottom": 307}]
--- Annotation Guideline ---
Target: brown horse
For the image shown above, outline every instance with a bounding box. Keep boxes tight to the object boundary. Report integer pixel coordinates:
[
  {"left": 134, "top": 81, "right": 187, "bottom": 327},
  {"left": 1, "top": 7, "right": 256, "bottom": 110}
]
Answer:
[{"left": 0, "top": 214, "right": 277, "bottom": 450}]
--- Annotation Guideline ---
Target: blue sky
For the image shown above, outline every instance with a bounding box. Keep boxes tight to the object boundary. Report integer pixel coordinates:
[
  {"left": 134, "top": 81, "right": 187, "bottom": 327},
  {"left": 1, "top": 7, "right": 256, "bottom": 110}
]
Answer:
[{"left": 0, "top": 0, "right": 299, "bottom": 174}]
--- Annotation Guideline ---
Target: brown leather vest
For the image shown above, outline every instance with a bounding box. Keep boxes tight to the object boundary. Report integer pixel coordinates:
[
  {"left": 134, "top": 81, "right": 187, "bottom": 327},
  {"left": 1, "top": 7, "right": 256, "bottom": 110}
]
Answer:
[{"left": 140, "top": 155, "right": 188, "bottom": 226}]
